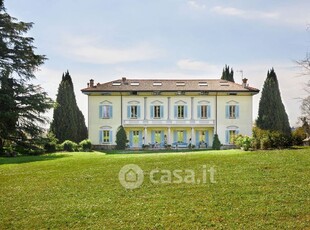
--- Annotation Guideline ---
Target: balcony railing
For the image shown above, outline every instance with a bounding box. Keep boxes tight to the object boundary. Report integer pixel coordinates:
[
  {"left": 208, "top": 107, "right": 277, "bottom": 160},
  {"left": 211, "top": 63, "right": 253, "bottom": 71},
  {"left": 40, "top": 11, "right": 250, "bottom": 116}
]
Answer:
[{"left": 123, "top": 119, "right": 215, "bottom": 126}]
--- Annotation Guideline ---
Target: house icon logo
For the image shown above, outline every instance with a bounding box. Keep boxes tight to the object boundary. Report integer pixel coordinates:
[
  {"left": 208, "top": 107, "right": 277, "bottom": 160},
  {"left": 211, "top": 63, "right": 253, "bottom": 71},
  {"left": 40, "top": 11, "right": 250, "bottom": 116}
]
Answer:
[{"left": 119, "top": 164, "right": 144, "bottom": 189}]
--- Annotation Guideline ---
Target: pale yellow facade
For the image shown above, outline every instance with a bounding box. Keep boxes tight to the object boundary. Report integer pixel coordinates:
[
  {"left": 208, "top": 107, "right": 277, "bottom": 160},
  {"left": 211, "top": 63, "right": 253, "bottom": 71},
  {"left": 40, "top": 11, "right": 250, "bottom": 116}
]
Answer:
[{"left": 86, "top": 92, "right": 254, "bottom": 149}]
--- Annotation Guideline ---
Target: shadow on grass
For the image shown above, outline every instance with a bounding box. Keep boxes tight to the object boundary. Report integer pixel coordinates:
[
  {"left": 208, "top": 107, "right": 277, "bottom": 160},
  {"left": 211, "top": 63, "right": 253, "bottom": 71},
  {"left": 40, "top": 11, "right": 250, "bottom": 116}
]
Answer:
[
  {"left": 102, "top": 148, "right": 213, "bottom": 155},
  {"left": 0, "top": 154, "right": 70, "bottom": 165}
]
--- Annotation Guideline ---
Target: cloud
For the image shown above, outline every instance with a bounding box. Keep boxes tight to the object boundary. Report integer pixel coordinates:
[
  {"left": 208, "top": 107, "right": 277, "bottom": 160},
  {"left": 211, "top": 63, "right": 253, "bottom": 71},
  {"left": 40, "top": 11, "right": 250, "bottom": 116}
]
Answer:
[
  {"left": 187, "top": 0, "right": 206, "bottom": 10},
  {"left": 177, "top": 59, "right": 220, "bottom": 73},
  {"left": 60, "top": 36, "right": 164, "bottom": 64},
  {"left": 211, "top": 6, "right": 279, "bottom": 20}
]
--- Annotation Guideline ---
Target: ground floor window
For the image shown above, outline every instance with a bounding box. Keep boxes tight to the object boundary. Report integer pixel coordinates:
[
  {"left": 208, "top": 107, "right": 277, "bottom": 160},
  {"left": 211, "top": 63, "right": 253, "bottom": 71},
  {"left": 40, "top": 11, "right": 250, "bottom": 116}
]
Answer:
[
  {"left": 154, "top": 131, "right": 162, "bottom": 143},
  {"left": 177, "top": 131, "right": 184, "bottom": 142},
  {"left": 100, "top": 130, "right": 112, "bottom": 144},
  {"left": 226, "top": 129, "right": 238, "bottom": 144}
]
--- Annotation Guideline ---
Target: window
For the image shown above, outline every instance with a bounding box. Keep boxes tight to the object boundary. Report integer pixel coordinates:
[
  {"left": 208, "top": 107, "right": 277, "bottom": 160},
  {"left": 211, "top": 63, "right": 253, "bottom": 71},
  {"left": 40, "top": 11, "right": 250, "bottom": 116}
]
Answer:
[
  {"left": 154, "top": 106, "right": 161, "bottom": 118},
  {"left": 103, "top": 130, "right": 110, "bottom": 143},
  {"left": 154, "top": 131, "right": 161, "bottom": 143},
  {"left": 225, "top": 129, "right": 239, "bottom": 144},
  {"left": 177, "top": 131, "right": 184, "bottom": 142},
  {"left": 201, "top": 105, "right": 208, "bottom": 119},
  {"left": 229, "top": 105, "right": 236, "bottom": 118},
  {"left": 128, "top": 105, "right": 140, "bottom": 119},
  {"left": 99, "top": 105, "right": 112, "bottom": 119},
  {"left": 226, "top": 105, "right": 239, "bottom": 119},
  {"left": 178, "top": 105, "right": 184, "bottom": 119}
]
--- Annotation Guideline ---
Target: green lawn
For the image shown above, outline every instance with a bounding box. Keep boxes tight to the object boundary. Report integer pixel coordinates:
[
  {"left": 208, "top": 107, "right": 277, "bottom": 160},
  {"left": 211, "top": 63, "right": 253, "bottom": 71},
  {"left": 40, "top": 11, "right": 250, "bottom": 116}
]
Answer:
[{"left": 0, "top": 148, "right": 309, "bottom": 229}]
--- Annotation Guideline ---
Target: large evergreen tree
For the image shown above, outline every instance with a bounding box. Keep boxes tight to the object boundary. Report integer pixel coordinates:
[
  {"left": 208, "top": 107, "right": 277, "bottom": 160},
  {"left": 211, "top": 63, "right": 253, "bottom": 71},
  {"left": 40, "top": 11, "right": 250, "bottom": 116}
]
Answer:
[
  {"left": 50, "top": 71, "right": 87, "bottom": 143},
  {"left": 256, "top": 68, "right": 291, "bottom": 135},
  {"left": 221, "top": 65, "right": 234, "bottom": 82},
  {"left": 0, "top": 0, "right": 53, "bottom": 151}
]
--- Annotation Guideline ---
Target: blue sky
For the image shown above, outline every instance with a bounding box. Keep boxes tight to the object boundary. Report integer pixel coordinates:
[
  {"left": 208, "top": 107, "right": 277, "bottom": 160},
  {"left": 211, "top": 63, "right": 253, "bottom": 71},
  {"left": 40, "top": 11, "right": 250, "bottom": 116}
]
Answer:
[{"left": 6, "top": 0, "right": 310, "bottom": 126}]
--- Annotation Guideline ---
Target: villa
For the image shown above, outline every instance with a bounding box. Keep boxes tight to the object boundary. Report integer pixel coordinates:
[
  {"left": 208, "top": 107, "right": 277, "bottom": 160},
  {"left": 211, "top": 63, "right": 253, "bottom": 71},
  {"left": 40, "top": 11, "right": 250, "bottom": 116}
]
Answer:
[{"left": 81, "top": 77, "right": 259, "bottom": 149}]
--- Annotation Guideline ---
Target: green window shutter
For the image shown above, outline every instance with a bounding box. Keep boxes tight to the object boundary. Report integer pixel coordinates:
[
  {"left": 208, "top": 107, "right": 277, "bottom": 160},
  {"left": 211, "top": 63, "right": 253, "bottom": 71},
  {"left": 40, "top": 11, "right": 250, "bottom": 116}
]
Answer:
[
  {"left": 160, "top": 105, "right": 164, "bottom": 118},
  {"left": 137, "top": 106, "right": 141, "bottom": 119},
  {"left": 225, "top": 130, "right": 229, "bottom": 144}
]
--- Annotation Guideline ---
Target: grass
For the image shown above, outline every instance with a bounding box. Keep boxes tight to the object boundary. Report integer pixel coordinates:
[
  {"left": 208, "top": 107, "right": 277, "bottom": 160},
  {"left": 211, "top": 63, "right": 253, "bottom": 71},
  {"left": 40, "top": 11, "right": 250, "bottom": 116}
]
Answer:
[{"left": 0, "top": 148, "right": 309, "bottom": 229}]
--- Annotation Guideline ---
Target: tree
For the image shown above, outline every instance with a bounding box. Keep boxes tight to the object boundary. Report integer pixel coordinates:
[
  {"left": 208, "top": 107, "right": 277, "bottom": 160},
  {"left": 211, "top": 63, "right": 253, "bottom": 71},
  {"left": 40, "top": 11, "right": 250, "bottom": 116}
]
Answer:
[
  {"left": 256, "top": 68, "right": 291, "bottom": 136},
  {"left": 115, "top": 125, "right": 127, "bottom": 150},
  {"left": 221, "top": 65, "right": 234, "bottom": 82},
  {"left": 0, "top": 1, "right": 53, "bottom": 152},
  {"left": 50, "top": 71, "right": 88, "bottom": 143}
]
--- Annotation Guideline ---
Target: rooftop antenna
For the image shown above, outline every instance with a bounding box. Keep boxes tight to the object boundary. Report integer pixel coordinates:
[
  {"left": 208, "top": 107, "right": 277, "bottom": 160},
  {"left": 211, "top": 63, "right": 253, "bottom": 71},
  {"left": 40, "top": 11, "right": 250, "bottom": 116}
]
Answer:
[{"left": 237, "top": 70, "right": 243, "bottom": 81}]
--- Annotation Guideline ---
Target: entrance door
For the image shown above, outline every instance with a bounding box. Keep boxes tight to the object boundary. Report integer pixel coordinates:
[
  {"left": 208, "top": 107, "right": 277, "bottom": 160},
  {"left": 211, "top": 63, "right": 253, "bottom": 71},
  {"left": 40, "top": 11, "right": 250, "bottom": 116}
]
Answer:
[{"left": 132, "top": 131, "right": 140, "bottom": 147}]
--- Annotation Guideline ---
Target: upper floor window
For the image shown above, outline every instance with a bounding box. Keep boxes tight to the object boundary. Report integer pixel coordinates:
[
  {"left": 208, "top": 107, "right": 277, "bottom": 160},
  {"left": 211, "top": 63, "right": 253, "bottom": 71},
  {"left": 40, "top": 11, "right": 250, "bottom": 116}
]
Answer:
[
  {"left": 99, "top": 105, "right": 112, "bottom": 119},
  {"left": 226, "top": 105, "right": 239, "bottom": 119},
  {"left": 198, "top": 105, "right": 211, "bottom": 119},
  {"left": 150, "top": 105, "right": 163, "bottom": 119},
  {"left": 127, "top": 105, "right": 141, "bottom": 119},
  {"left": 174, "top": 105, "right": 188, "bottom": 119}
]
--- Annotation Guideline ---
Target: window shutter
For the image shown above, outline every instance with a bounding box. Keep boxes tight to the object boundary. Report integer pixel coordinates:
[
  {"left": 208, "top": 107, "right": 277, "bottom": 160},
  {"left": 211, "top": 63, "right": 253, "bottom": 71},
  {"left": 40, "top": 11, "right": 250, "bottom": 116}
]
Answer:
[
  {"left": 150, "top": 106, "right": 154, "bottom": 119},
  {"left": 99, "top": 105, "right": 103, "bottom": 118},
  {"left": 174, "top": 106, "right": 177, "bottom": 118},
  {"left": 174, "top": 131, "right": 177, "bottom": 142},
  {"left": 151, "top": 131, "right": 155, "bottom": 143},
  {"left": 127, "top": 106, "right": 131, "bottom": 118},
  {"left": 109, "top": 106, "right": 113, "bottom": 118},
  {"left": 183, "top": 131, "right": 187, "bottom": 143},
  {"left": 184, "top": 106, "right": 188, "bottom": 119},
  {"left": 197, "top": 106, "right": 201, "bottom": 119},
  {"left": 225, "top": 105, "right": 229, "bottom": 119},
  {"left": 195, "top": 131, "right": 200, "bottom": 146},
  {"left": 205, "top": 130, "right": 209, "bottom": 146},
  {"left": 139, "top": 131, "right": 142, "bottom": 147},
  {"left": 99, "top": 130, "right": 103, "bottom": 143},
  {"left": 129, "top": 131, "right": 133, "bottom": 147},
  {"left": 109, "top": 131, "right": 113, "bottom": 143},
  {"left": 225, "top": 130, "right": 229, "bottom": 144},
  {"left": 236, "top": 130, "right": 239, "bottom": 135},
  {"left": 160, "top": 131, "right": 164, "bottom": 146},
  {"left": 207, "top": 105, "right": 211, "bottom": 118},
  {"left": 160, "top": 105, "right": 164, "bottom": 118},
  {"left": 137, "top": 106, "right": 141, "bottom": 119},
  {"left": 236, "top": 105, "right": 240, "bottom": 118}
]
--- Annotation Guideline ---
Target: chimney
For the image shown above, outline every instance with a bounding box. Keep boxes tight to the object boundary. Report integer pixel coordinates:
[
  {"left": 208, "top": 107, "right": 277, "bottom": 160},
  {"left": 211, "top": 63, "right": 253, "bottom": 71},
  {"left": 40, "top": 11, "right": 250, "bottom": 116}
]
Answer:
[
  {"left": 87, "top": 83, "right": 90, "bottom": 88},
  {"left": 89, "top": 79, "right": 94, "bottom": 88},
  {"left": 122, "top": 77, "right": 126, "bottom": 82},
  {"left": 242, "top": 78, "right": 248, "bottom": 88}
]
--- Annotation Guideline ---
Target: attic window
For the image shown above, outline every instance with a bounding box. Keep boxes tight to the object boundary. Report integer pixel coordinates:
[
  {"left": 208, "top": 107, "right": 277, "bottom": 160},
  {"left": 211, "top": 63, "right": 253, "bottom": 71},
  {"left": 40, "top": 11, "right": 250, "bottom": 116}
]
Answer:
[
  {"left": 199, "top": 82, "right": 208, "bottom": 86},
  {"left": 130, "top": 82, "right": 140, "bottom": 86},
  {"left": 153, "top": 82, "right": 162, "bottom": 86},
  {"left": 176, "top": 82, "right": 185, "bottom": 86},
  {"left": 112, "top": 82, "right": 121, "bottom": 86},
  {"left": 220, "top": 83, "right": 230, "bottom": 86}
]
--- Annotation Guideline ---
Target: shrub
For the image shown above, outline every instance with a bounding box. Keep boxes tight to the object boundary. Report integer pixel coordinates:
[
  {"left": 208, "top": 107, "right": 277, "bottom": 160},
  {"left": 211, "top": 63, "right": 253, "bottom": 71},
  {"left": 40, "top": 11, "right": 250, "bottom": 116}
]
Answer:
[
  {"left": 115, "top": 125, "right": 127, "bottom": 150},
  {"left": 212, "top": 134, "right": 221, "bottom": 150},
  {"left": 79, "top": 139, "right": 92, "bottom": 151},
  {"left": 62, "top": 140, "right": 78, "bottom": 152},
  {"left": 44, "top": 142, "right": 57, "bottom": 153},
  {"left": 253, "top": 127, "right": 292, "bottom": 150},
  {"left": 233, "top": 135, "right": 253, "bottom": 151},
  {"left": 292, "top": 127, "right": 307, "bottom": 146}
]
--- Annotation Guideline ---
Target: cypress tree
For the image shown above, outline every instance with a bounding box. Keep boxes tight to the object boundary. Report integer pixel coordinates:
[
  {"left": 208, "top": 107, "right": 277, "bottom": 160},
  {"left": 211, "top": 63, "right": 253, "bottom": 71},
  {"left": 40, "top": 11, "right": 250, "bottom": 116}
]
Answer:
[
  {"left": 256, "top": 68, "right": 291, "bottom": 135},
  {"left": 50, "top": 71, "right": 88, "bottom": 143},
  {"left": 221, "top": 65, "right": 235, "bottom": 82}
]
